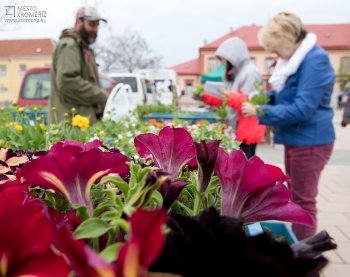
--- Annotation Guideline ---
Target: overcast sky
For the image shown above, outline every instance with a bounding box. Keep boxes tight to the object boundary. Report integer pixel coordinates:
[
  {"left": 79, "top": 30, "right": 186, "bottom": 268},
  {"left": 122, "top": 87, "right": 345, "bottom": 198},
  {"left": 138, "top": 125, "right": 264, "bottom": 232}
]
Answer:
[{"left": 1, "top": 0, "right": 350, "bottom": 68}]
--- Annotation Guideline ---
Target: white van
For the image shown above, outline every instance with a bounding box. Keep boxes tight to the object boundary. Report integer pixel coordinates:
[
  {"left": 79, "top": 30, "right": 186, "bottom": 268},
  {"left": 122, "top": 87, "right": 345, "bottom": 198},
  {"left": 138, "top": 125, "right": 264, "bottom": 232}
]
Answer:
[
  {"left": 108, "top": 73, "right": 156, "bottom": 106},
  {"left": 137, "top": 69, "right": 181, "bottom": 105}
]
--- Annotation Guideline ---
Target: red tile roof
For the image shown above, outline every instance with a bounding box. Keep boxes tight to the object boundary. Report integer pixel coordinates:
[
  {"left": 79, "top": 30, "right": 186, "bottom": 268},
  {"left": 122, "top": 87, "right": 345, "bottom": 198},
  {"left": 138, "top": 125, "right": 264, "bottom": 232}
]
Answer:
[
  {"left": 201, "top": 24, "right": 350, "bottom": 51},
  {"left": 0, "top": 38, "right": 56, "bottom": 57},
  {"left": 170, "top": 58, "right": 200, "bottom": 75}
]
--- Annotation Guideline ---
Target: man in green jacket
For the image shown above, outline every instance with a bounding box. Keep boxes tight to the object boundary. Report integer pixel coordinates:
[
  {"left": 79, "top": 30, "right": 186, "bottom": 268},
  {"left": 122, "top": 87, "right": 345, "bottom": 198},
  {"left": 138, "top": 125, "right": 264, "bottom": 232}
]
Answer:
[{"left": 49, "top": 7, "right": 108, "bottom": 124}]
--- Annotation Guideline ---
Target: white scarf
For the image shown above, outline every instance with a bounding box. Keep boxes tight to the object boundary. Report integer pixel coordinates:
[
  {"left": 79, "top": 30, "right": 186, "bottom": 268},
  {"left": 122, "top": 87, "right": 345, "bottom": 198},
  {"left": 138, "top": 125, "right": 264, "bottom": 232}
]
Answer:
[{"left": 269, "top": 33, "right": 317, "bottom": 93}]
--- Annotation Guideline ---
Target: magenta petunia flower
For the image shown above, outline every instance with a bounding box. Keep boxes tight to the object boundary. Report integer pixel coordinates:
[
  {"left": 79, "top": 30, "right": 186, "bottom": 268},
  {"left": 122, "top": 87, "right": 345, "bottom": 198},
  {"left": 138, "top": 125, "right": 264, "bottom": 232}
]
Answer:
[
  {"left": 214, "top": 148, "right": 313, "bottom": 225},
  {"left": 19, "top": 139, "right": 130, "bottom": 215},
  {"left": 134, "top": 126, "right": 197, "bottom": 181},
  {"left": 116, "top": 208, "right": 167, "bottom": 277},
  {"left": 0, "top": 190, "right": 70, "bottom": 276},
  {"left": 55, "top": 227, "right": 115, "bottom": 277},
  {"left": 194, "top": 140, "right": 221, "bottom": 192}
]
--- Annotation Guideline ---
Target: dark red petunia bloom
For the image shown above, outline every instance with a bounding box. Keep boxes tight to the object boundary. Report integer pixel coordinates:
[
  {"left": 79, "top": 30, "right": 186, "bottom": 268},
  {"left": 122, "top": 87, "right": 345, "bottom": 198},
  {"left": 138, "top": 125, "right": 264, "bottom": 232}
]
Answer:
[
  {"left": 19, "top": 139, "right": 130, "bottom": 215},
  {"left": 214, "top": 149, "right": 313, "bottom": 225}
]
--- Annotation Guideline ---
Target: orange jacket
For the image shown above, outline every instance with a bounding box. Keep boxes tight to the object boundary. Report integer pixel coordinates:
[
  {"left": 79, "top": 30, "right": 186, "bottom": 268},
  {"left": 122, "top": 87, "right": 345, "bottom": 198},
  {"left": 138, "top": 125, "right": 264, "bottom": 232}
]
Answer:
[{"left": 201, "top": 92, "right": 266, "bottom": 144}]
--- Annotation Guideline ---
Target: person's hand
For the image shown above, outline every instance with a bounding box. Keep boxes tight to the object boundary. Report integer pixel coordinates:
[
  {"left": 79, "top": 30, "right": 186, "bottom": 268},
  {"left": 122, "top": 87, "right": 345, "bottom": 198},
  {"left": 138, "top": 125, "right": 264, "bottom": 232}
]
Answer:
[{"left": 242, "top": 102, "right": 258, "bottom": 117}]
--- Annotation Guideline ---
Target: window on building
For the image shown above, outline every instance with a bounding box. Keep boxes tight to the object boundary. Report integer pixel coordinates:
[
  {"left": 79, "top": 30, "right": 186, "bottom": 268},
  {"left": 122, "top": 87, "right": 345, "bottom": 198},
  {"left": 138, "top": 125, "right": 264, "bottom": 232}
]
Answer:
[
  {"left": 340, "top": 56, "right": 350, "bottom": 74},
  {"left": 19, "top": 64, "right": 27, "bottom": 76},
  {"left": 207, "top": 57, "right": 220, "bottom": 72},
  {"left": 0, "top": 65, "right": 7, "bottom": 77},
  {"left": 185, "top": 81, "right": 193, "bottom": 96},
  {"left": 0, "top": 84, "right": 8, "bottom": 93},
  {"left": 265, "top": 57, "right": 275, "bottom": 74}
]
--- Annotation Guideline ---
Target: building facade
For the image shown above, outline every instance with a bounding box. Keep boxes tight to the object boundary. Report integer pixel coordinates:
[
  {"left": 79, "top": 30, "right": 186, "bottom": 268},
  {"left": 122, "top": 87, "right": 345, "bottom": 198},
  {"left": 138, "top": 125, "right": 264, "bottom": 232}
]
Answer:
[
  {"left": 171, "top": 24, "right": 350, "bottom": 93},
  {"left": 0, "top": 39, "right": 55, "bottom": 105}
]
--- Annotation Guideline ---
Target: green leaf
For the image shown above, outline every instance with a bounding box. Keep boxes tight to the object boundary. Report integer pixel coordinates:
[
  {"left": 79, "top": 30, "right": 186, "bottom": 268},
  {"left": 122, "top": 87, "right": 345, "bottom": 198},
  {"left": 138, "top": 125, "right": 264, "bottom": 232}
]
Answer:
[
  {"left": 100, "top": 175, "right": 129, "bottom": 195},
  {"left": 150, "top": 190, "right": 164, "bottom": 206},
  {"left": 74, "top": 218, "right": 111, "bottom": 239},
  {"left": 174, "top": 200, "right": 193, "bottom": 216},
  {"left": 100, "top": 210, "right": 120, "bottom": 221},
  {"left": 112, "top": 218, "right": 130, "bottom": 233},
  {"left": 93, "top": 201, "right": 117, "bottom": 217},
  {"left": 100, "top": 242, "right": 124, "bottom": 263},
  {"left": 75, "top": 205, "right": 89, "bottom": 221}
]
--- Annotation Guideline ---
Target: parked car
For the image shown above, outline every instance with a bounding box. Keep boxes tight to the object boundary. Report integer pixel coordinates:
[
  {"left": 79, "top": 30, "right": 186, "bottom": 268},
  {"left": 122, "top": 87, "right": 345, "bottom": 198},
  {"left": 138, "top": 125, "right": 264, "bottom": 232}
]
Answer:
[
  {"left": 17, "top": 67, "right": 116, "bottom": 107},
  {"left": 136, "top": 68, "right": 181, "bottom": 105},
  {"left": 107, "top": 72, "right": 156, "bottom": 106}
]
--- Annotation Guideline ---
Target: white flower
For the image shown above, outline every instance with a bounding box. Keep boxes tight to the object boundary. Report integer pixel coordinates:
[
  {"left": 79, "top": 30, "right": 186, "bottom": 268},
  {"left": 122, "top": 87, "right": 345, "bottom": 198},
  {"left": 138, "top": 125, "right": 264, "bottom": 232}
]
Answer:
[
  {"left": 133, "top": 154, "right": 140, "bottom": 160},
  {"left": 126, "top": 131, "right": 133, "bottom": 138}
]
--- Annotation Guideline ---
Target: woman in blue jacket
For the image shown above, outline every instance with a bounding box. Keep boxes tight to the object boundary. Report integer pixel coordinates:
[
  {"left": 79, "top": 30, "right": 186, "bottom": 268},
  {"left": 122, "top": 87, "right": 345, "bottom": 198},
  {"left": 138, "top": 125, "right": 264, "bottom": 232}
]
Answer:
[{"left": 242, "top": 12, "right": 335, "bottom": 240}]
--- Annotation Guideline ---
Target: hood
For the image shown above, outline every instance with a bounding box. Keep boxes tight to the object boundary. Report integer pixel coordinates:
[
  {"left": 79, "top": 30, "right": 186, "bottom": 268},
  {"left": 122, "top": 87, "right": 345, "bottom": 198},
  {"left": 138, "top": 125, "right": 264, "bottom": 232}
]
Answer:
[
  {"left": 59, "top": 28, "right": 90, "bottom": 48},
  {"left": 215, "top": 37, "right": 250, "bottom": 67},
  {"left": 59, "top": 28, "right": 80, "bottom": 40}
]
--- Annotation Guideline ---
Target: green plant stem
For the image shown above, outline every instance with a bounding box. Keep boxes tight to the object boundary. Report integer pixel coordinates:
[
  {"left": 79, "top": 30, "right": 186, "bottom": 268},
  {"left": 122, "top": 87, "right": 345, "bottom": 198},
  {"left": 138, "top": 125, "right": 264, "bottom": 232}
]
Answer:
[
  {"left": 92, "top": 237, "right": 100, "bottom": 252},
  {"left": 192, "top": 192, "right": 203, "bottom": 216},
  {"left": 107, "top": 229, "right": 116, "bottom": 247}
]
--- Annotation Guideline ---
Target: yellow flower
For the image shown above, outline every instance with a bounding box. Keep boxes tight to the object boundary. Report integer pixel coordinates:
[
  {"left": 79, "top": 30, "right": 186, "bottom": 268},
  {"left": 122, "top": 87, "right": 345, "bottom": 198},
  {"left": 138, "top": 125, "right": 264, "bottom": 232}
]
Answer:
[
  {"left": 40, "top": 123, "right": 46, "bottom": 132},
  {"left": 17, "top": 107, "right": 24, "bottom": 113},
  {"left": 14, "top": 124, "right": 23, "bottom": 132},
  {"left": 36, "top": 116, "right": 42, "bottom": 121},
  {"left": 72, "top": 115, "right": 90, "bottom": 131}
]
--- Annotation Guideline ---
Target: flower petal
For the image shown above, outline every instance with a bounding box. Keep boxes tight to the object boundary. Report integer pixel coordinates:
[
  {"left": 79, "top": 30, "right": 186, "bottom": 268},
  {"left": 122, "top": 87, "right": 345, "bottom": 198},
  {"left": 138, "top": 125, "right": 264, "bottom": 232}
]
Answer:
[
  {"left": 55, "top": 227, "right": 115, "bottom": 277},
  {"left": 243, "top": 184, "right": 313, "bottom": 225},
  {"left": 0, "top": 195, "right": 70, "bottom": 276},
  {"left": 117, "top": 209, "right": 167, "bottom": 275},
  {"left": 159, "top": 179, "right": 188, "bottom": 210},
  {"left": 135, "top": 126, "right": 196, "bottom": 180},
  {"left": 195, "top": 140, "right": 220, "bottom": 192},
  {"left": 214, "top": 148, "right": 310, "bottom": 225},
  {"left": 19, "top": 140, "right": 130, "bottom": 214}
]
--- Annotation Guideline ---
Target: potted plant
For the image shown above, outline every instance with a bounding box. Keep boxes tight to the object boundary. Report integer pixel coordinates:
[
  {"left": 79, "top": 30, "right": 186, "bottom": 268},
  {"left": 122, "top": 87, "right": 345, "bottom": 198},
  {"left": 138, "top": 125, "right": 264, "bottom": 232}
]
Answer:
[{"left": 0, "top": 126, "right": 336, "bottom": 276}]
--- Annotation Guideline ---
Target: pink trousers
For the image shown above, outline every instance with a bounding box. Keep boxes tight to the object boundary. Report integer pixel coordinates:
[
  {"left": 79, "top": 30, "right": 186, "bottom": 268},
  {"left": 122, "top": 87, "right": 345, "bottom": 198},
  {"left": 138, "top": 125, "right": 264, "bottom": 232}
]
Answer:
[{"left": 284, "top": 143, "right": 334, "bottom": 240}]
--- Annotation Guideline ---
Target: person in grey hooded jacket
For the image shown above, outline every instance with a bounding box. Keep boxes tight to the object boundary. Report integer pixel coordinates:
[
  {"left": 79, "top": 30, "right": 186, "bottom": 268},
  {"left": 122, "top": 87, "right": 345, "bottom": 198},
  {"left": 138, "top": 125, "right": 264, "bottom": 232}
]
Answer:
[
  {"left": 215, "top": 37, "right": 261, "bottom": 94},
  {"left": 202, "top": 37, "right": 265, "bottom": 158}
]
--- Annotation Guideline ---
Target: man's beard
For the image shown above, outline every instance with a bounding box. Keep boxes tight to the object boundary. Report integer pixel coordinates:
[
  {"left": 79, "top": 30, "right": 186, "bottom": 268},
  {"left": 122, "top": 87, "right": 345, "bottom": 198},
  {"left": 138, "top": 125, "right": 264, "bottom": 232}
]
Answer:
[{"left": 79, "top": 25, "right": 97, "bottom": 45}]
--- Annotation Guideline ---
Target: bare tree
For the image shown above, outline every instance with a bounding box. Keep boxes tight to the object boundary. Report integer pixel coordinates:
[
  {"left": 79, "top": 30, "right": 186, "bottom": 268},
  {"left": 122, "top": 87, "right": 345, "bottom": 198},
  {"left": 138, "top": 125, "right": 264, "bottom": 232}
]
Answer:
[{"left": 95, "top": 28, "right": 163, "bottom": 73}]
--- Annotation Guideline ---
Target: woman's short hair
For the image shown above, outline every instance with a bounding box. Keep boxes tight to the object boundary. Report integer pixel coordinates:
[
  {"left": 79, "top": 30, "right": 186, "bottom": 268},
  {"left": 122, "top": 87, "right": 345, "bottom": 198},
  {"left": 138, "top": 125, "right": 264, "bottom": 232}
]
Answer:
[{"left": 258, "top": 12, "right": 306, "bottom": 52}]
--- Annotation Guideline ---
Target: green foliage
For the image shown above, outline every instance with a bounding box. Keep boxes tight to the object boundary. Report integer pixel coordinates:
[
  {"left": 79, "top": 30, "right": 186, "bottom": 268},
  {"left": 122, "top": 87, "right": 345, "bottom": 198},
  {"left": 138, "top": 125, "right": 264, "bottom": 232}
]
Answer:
[
  {"left": 47, "top": 120, "right": 89, "bottom": 146},
  {"left": 0, "top": 108, "right": 48, "bottom": 150},
  {"left": 135, "top": 104, "right": 176, "bottom": 119},
  {"left": 194, "top": 84, "right": 204, "bottom": 96},
  {"left": 171, "top": 172, "right": 221, "bottom": 216},
  {"left": 250, "top": 80, "right": 269, "bottom": 105},
  {"left": 74, "top": 218, "right": 111, "bottom": 239},
  {"left": 0, "top": 107, "right": 15, "bottom": 126},
  {"left": 215, "top": 95, "right": 228, "bottom": 119},
  {"left": 0, "top": 104, "right": 238, "bottom": 155}
]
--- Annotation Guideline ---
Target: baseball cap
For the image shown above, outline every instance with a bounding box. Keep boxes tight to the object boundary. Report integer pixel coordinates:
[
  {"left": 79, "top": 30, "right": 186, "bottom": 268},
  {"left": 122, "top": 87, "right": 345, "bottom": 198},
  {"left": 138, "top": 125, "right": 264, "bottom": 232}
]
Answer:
[{"left": 75, "top": 7, "right": 107, "bottom": 23}]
